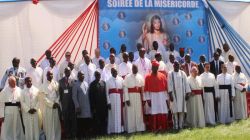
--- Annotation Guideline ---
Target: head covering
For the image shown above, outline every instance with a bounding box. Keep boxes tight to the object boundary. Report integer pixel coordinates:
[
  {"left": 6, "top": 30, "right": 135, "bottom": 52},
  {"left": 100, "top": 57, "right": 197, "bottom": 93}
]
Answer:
[
  {"left": 151, "top": 60, "right": 159, "bottom": 67},
  {"left": 139, "top": 47, "right": 146, "bottom": 52},
  {"left": 110, "top": 53, "right": 115, "bottom": 57},
  {"left": 179, "top": 48, "right": 185, "bottom": 52},
  {"left": 173, "top": 60, "right": 179, "bottom": 66}
]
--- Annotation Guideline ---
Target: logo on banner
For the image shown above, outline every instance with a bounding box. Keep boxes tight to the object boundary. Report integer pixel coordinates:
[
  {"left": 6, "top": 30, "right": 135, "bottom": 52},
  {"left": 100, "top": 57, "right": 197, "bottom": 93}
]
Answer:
[
  {"left": 199, "top": 35, "right": 206, "bottom": 43},
  {"left": 102, "top": 22, "right": 110, "bottom": 31},
  {"left": 186, "top": 30, "right": 193, "bottom": 38},
  {"left": 186, "top": 47, "right": 194, "bottom": 55},
  {"left": 103, "top": 41, "right": 111, "bottom": 50},
  {"left": 198, "top": 18, "right": 204, "bottom": 26},
  {"left": 119, "top": 30, "right": 126, "bottom": 38},
  {"left": 173, "top": 35, "right": 181, "bottom": 44},
  {"left": 172, "top": 17, "right": 180, "bottom": 25},
  {"left": 185, "top": 13, "right": 192, "bottom": 20},
  {"left": 118, "top": 11, "right": 126, "bottom": 19}
]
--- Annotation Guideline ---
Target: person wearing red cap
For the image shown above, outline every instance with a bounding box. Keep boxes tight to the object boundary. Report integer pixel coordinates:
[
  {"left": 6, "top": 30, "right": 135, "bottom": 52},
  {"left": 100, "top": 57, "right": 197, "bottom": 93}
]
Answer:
[
  {"left": 177, "top": 48, "right": 185, "bottom": 64},
  {"left": 134, "top": 48, "right": 152, "bottom": 77},
  {"left": 144, "top": 60, "right": 169, "bottom": 132},
  {"left": 168, "top": 61, "right": 191, "bottom": 130}
]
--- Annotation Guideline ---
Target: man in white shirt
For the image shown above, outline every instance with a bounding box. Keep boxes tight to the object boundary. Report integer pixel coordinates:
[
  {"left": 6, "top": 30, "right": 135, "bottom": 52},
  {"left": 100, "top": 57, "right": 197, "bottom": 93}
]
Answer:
[
  {"left": 222, "top": 43, "right": 234, "bottom": 63},
  {"left": 118, "top": 44, "right": 127, "bottom": 63},
  {"left": 134, "top": 43, "right": 143, "bottom": 61},
  {"left": 118, "top": 52, "right": 132, "bottom": 78},
  {"left": 79, "top": 55, "right": 96, "bottom": 84},
  {"left": 43, "top": 58, "right": 60, "bottom": 83},
  {"left": 225, "top": 55, "right": 238, "bottom": 74},
  {"left": 128, "top": 52, "right": 135, "bottom": 64},
  {"left": 105, "top": 48, "right": 121, "bottom": 65},
  {"left": 200, "top": 63, "right": 219, "bottom": 125},
  {"left": 123, "top": 65, "right": 145, "bottom": 133},
  {"left": 40, "top": 50, "right": 52, "bottom": 70},
  {"left": 148, "top": 41, "right": 159, "bottom": 61},
  {"left": 0, "top": 76, "right": 24, "bottom": 140},
  {"left": 168, "top": 61, "right": 191, "bottom": 129},
  {"left": 102, "top": 54, "right": 118, "bottom": 81},
  {"left": 0, "top": 57, "right": 26, "bottom": 90},
  {"left": 106, "top": 68, "right": 124, "bottom": 134},
  {"left": 165, "top": 43, "right": 180, "bottom": 63},
  {"left": 92, "top": 48, "right": 104, "bottom": 68},
  {"left": 186, "top": 67, "right": 205, "bottom": 128},
  {"left": 155, "top": 52, "right": 168, "bottom": 76},
  {"left": 26, "top": 58, "right": 43, "bottom": 89},
  {"left": 59, "top": 52, "right": 72, "bottom": 79},
  {"left": 21, "top": 77, "right": 40, "bottom": 140},
  {"left": 217, "top": 64, "right": 235, "bottom": 124},
  {"left": 233, "top": 65, "right": 248, "bottom": 120},
  {"left": 68, "top": 62, "right": 78, "bottom": 80},
  {"left": 166, "top": 54, "right": 175, "bottom": 72},
  {"left": 41, "top": 71, "right": 61, "bottom": 140},
  {"left": 133, "top": 48, "right": 151, "bottom": 77},
  {"left": 216, "top": 48, "right": 225, "bottom": 62},
  {"left": 75, "top": 50, "right": 88, "bottom": 71}
]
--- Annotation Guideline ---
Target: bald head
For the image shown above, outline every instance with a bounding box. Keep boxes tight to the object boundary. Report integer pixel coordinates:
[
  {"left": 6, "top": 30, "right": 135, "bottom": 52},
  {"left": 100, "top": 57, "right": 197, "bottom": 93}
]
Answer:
[
  {"left": 8, "top": 76, "right": 16, "bottom": 88},
  {"left": 191, "top": 66, "right": 198, "bottom": 77},
  {"left": 95, "top": 48, "right": 100, "bottom": 58}
]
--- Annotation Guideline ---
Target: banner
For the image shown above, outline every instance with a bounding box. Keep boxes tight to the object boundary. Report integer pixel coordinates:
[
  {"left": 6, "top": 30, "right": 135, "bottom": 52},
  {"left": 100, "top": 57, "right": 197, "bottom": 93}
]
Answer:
[{"left": 99, "top": 0, "right": 209, "bottom": 62}]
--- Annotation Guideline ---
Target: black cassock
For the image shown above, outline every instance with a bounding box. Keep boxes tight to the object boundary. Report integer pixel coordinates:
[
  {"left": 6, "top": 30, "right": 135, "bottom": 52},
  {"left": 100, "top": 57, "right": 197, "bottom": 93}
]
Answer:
[{"left": 89, "top": 80, "right": 108, "bottom": 135}]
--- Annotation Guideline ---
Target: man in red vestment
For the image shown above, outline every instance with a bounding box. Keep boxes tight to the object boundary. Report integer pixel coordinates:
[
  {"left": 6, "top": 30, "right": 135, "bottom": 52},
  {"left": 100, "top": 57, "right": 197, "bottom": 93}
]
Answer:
[{"left": 144, "top": 60, "right": 170, "bottom": 132}]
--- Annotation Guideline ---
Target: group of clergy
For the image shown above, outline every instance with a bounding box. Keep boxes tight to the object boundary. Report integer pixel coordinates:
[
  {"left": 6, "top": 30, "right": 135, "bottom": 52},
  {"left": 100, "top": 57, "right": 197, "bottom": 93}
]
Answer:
[{"left": 0, "top": 42, "right": 248, "bottom": 140}]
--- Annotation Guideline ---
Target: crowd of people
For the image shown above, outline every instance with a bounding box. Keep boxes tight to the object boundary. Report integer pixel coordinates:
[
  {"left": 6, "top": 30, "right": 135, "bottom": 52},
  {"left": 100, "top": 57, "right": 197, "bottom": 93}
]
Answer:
[{"left": 0, "top": 42, "right": 248, "bottom": 140}]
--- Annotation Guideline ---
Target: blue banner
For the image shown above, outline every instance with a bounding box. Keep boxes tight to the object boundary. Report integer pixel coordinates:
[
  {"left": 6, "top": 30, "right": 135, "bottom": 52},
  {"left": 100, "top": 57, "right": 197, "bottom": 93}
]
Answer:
[{"left": 99, "top": 0, "right": 209, "bottom": 62}]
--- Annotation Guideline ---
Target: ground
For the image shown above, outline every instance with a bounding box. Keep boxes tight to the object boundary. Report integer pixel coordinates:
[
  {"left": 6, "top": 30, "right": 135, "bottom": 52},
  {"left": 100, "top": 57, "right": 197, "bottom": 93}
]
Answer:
[{"left": 98, "top": 118, "right": 250, "bottom": 140}]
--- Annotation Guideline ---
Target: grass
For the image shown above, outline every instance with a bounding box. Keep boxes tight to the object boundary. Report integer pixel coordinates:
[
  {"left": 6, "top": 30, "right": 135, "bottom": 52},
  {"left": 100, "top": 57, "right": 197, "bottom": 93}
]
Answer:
[{"left": 97, "top": 119, "right": 250, "bottom": 140}]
